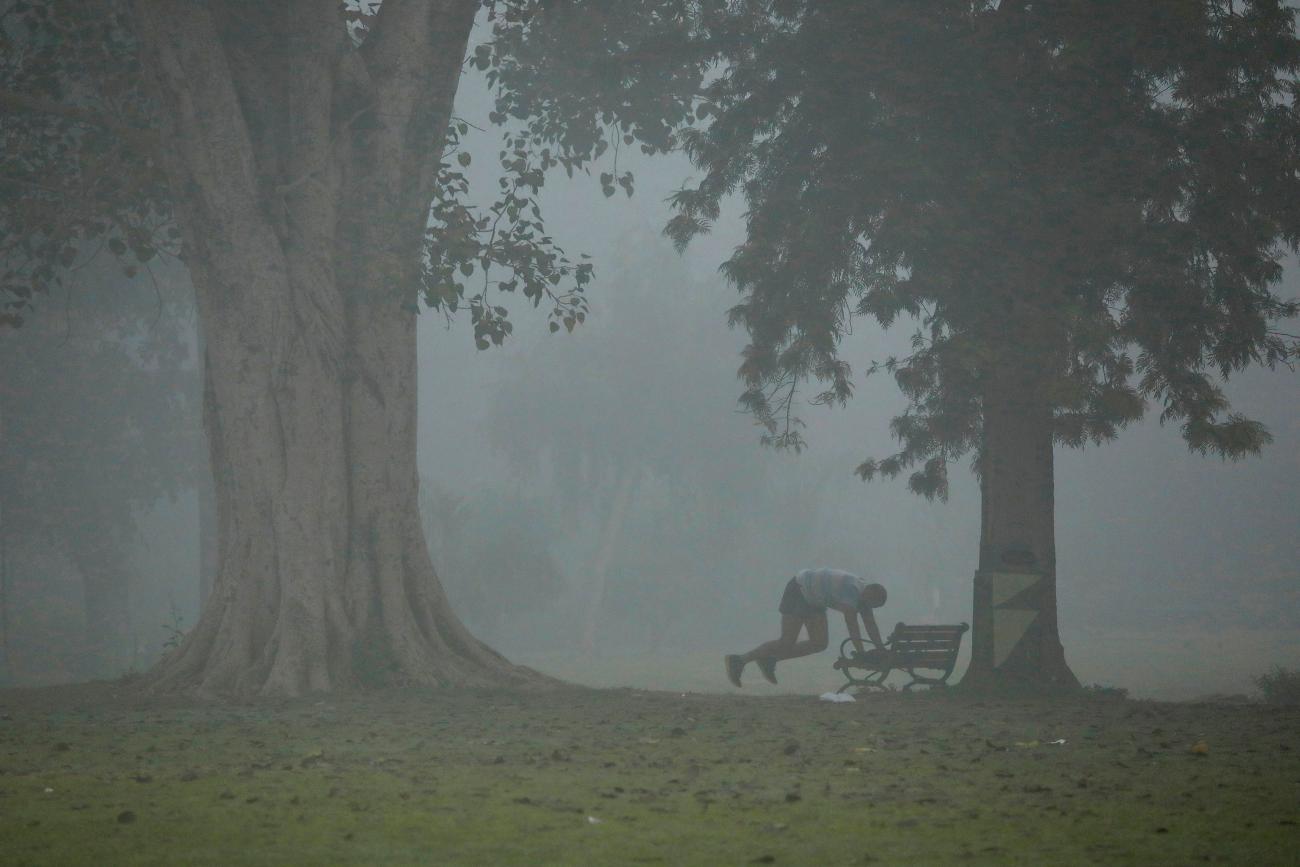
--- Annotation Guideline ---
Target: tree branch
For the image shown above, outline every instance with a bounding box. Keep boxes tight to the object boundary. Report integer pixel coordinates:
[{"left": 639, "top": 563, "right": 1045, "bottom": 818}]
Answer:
[{"left": 0, "top": 89, "right": 157, "bottom": 153}]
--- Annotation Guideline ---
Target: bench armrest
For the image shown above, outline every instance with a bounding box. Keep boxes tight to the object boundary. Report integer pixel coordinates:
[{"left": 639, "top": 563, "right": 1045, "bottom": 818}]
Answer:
[{"left": 836, "top": 638, "right": 893, "bottom": 668}]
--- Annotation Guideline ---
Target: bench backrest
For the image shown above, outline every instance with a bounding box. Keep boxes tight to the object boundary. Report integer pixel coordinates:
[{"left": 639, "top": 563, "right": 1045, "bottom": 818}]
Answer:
[{"left": 887, "top": 622, "right": 968, "bottom": 670}]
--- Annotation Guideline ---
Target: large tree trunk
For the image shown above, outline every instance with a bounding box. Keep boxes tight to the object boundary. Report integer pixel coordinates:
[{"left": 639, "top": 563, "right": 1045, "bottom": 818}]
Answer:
[
  {"left": 132, "top": 0, "right": 533, "bottom": 696},
  {"left": 963, "top": 366, "right": 1078, "bottom": 692}
]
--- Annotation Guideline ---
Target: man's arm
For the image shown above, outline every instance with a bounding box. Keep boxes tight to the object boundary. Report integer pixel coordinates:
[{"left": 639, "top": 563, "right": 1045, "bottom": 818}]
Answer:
[
  {"left": 843, "top": 611, "right": 868, "bottom": 658},
  {"left": 860, "top": 608, "right": 884, "bottom": 649}
]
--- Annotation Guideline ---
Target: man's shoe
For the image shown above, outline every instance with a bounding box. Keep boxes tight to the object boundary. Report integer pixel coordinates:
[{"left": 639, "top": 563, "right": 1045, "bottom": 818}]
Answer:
[
  {"left": 756, "top": 657, "right": 778, "bottom": 685},
  {"left": 724, "top": 655, "right": 745, "bottom": 687}
]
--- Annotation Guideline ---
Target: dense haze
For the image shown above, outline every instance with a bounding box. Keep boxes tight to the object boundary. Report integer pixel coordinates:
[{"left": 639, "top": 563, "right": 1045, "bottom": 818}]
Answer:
[
  {"left": 415, "top": 63, "right": 1300, "bottom": 698},
  {"left": 3, "top": 15, "right": 1297, "bottom": 700}
]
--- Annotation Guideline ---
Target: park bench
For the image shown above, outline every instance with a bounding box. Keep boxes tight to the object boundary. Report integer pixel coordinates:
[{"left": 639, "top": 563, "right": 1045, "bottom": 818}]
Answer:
[{"left": 833, "top": 622, "right": 969, "bottom": 692}]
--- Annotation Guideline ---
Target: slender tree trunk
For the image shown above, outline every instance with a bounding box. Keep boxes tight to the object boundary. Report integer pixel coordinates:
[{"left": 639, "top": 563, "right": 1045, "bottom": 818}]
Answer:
[
  {"left": 0, "top": 495, "right": 9, "bottom": 681},
  {"left": 196, "top": 338, "right": 216, "bottom": 609},
  {"left": 132, "top": 0, "right": 535, "bottom": 696},
  {"left": 71, "top": 534, "right": 132, "bottom": 679},
  {"left": 580, "top": 470, "right": 638, "bottom": 653},
  {"left": 963, "top": 366, "right": 1078, "bottom": 692}
]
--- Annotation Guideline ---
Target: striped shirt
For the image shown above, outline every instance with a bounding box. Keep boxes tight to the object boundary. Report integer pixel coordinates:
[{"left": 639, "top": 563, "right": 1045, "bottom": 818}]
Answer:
[{"left": 795, "top": 569, "right": 870, "bottom": 611}]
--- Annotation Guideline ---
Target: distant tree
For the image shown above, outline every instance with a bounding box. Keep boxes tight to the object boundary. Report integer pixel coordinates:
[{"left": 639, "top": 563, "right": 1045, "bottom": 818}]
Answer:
[
  {"left": 651, "top": 1, "right": 1300, "bottom": 689},
  {"left": 483, "top": 240, "right": 764, "bottom": 651},
  {"left": 1, "top": 2, "right": 199, "bottom": 678},
  {"left": 418, "top": 479, "right": 566, "bottom": 644},
  {"left": 0, "top": 263, "right": 197, "bottom": 678}
]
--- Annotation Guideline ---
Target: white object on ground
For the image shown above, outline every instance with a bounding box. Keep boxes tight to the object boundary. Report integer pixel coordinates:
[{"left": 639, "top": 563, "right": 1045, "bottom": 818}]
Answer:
[{"left": 819, "top": 691, "right": 855, "bottom": 703}]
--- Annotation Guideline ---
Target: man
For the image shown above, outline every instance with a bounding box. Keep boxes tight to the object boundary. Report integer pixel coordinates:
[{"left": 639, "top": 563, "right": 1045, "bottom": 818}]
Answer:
[{"left": 724, "top": 568, "right": 887, "bottom": 687}]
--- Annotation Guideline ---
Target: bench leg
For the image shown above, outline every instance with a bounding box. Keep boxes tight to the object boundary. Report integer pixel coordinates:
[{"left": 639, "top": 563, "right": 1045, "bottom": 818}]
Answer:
[
  {"left": 900, "top": 669, "right": 955, "bottom": 691},
  {"left": 839, "top": 666, "right": 891, "bottom": 694}
]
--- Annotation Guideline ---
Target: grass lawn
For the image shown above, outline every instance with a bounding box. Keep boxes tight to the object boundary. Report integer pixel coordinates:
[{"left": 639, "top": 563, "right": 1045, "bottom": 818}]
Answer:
[{"left": 1, "top": 681, "right": 1296, "bottom": 865}]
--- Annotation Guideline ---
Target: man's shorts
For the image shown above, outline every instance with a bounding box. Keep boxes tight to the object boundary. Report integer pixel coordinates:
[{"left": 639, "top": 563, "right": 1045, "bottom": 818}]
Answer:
[{"left": 778, "top": 577, "right": 820, "bottom": 618}]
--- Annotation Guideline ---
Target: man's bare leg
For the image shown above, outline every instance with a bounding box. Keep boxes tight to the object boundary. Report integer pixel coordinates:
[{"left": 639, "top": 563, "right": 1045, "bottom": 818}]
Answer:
[
  {"left": 740, "top": 613, "right": 829, "bottom": 663},
  {"left": 726, "top": 612, "right": 829, "bottom": 686}
]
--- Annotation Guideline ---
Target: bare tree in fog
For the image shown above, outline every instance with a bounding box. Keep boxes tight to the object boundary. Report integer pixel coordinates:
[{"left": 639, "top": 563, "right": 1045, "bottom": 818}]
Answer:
[
  {"left": 418, "top": 479, "right": 566, "bottom": 644},
  {"left": 482, "top": 238, "right": 761, "bottom": 652},
  {"left": 0, "top": 269, "right": 197, "bottom": 679}
]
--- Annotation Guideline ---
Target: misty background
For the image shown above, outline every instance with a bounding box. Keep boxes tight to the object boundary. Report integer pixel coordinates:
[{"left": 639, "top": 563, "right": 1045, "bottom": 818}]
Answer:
[{"left": 3, "top": 27, "right": 1297, "bottom": 700}]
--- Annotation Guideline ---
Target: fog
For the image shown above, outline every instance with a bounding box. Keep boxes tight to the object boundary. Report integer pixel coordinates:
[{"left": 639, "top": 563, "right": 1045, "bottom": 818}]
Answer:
[
  {"left": 3, "top": 28, "right": 1297, "bottom": 702},
  {"left": 9, "top": 7, "right": 1300, "bottom": 864},
  {"left": 406, "top": 72, "right": 1300, "bottom": 700}
]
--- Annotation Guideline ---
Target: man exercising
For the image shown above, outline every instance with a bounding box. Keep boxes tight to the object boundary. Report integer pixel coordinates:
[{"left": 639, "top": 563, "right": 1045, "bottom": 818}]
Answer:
[{"left": 725, "top": 568, "right": 887, "bottom": 687}]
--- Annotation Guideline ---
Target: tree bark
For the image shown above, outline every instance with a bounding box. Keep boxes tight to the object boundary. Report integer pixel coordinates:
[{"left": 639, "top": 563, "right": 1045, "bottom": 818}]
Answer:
[
  {"left": 132, "top": 0, "right": 535, "bottom": 696},
  {"left": 963, "top": 365, "right": 1078, "bottom": 692}
]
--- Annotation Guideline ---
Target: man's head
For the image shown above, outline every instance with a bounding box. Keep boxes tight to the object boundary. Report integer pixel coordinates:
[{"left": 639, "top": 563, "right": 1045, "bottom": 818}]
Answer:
[{"left": 858, "top": 583, "right": 887, "bottom": 612}]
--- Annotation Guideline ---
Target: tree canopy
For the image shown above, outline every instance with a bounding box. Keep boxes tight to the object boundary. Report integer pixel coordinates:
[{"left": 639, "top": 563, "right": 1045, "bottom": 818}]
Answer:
[
  {"left": 653, "top": 0, "right": 1300, "bottom": 496},
  {"left": 13, "top": 1, "right": 1297, "bottom": 486},
  {"left": 0, "top": 0, "right": 604, "bottom": 339},
  {"left": 0, "top": 1, "right": 165, "bottom": 326}
]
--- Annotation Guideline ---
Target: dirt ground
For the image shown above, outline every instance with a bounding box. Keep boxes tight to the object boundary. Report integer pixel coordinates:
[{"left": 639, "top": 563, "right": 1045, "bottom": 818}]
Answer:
[{"left": 1, "top": 683, "right": 1296, "bottom": 866}]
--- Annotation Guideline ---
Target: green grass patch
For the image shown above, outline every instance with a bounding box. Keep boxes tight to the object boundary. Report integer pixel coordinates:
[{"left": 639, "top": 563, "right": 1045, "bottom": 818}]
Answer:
[{"left": 1, "top": 685, "right": 1296, "bottom": 865}]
